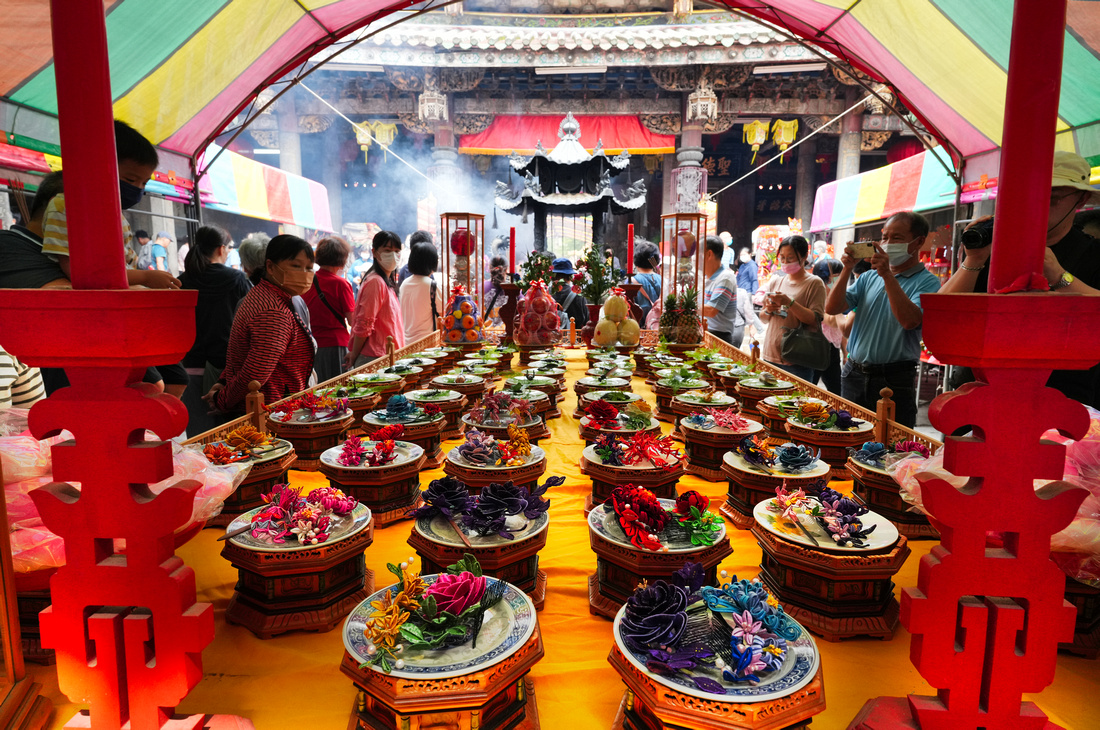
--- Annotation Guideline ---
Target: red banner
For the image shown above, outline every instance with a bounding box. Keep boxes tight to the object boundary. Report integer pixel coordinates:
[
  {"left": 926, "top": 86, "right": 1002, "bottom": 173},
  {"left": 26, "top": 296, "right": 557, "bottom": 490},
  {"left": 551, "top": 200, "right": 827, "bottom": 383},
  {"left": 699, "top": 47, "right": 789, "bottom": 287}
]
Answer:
[{"left": 459, "top": 115, "right": 674, "bottom": 156}]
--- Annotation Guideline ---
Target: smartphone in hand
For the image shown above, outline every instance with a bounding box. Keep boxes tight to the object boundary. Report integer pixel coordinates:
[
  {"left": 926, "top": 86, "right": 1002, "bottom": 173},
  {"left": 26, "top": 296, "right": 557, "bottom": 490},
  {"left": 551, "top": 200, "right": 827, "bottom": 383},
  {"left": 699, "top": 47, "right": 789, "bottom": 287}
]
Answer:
[{"left": 848, "top": 242, "right": 876, "bottom": 259}]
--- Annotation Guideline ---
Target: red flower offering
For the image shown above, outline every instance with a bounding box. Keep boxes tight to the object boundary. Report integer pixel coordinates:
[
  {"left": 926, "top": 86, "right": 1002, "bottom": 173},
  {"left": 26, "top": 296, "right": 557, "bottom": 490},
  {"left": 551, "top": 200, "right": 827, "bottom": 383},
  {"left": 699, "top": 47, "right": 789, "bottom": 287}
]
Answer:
[
  {"left": 585, "top": 399, "right": 621, "bottom": 429},
  {"left": 425, "top": 571, "right": 488, "bottom": 615},
  {"left": 674, "top": 490, "right": 710, "bottom": 523}
]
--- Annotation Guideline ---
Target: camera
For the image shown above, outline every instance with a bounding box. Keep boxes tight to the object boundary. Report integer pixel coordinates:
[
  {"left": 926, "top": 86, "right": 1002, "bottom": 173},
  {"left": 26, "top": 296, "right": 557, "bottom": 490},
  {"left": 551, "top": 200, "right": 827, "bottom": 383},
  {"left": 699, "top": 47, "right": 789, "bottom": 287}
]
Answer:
[{"left": 961, "top": 218, "right": 995, "bottom": 249}]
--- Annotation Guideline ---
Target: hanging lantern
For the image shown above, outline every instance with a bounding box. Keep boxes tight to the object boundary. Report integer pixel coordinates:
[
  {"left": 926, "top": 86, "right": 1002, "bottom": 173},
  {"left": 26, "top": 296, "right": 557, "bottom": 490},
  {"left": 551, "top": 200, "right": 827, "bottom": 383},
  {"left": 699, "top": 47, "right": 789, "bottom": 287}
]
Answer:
[
  {"left": 743, "top": 120, "right": 769, "bottom": 164},
  {"left": 418, "top": 89, "right": 447, "bottom": 122},
  {"left": 687, "top": 83, "right": 719, "bottom": 122},
  {"left": 771, "top": 119, "right": 799, "bottom": 163},
  {"left": 354, "top": 123, "right": 374, "bottom": 163},
  {"left": 354, "top": 121, "right": 399, "bottom": 163}
]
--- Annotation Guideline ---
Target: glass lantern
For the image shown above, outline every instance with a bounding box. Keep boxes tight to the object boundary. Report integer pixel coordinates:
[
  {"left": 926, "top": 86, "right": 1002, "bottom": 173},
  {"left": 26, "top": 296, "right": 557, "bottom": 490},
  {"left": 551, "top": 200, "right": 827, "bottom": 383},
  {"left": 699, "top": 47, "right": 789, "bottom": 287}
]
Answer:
[
  {"left": 660, "top": 212, "right": 707, "bottom": 304},
  {"left": 440, "top": 213, "right": 486, "bottom": 308}
]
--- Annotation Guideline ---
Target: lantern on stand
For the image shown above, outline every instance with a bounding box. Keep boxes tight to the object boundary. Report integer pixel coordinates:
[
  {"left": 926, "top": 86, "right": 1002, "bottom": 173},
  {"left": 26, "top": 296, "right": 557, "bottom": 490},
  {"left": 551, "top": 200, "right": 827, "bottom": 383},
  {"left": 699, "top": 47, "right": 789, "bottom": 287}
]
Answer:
[
  {"left": 658, "top": 212, "right": 707, "bottom": 354},
  {"left": 440, "top": 213, "right": 488, "bottom": 351}
]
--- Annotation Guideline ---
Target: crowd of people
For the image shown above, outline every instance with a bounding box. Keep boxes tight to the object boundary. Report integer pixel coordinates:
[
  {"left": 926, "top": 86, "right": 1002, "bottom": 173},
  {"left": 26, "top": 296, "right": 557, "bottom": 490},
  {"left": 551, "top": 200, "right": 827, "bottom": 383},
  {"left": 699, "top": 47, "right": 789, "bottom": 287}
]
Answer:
[{"left": 1, "top": 119, "right": 1097, "bottom": 437}]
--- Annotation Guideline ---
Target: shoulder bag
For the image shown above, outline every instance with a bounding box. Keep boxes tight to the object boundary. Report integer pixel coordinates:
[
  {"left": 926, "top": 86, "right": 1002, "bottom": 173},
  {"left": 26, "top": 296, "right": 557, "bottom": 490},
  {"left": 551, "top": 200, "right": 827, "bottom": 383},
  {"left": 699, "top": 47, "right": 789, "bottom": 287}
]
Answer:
[{"left": 780, "top": 296, "right": 830, "bottom": 371}]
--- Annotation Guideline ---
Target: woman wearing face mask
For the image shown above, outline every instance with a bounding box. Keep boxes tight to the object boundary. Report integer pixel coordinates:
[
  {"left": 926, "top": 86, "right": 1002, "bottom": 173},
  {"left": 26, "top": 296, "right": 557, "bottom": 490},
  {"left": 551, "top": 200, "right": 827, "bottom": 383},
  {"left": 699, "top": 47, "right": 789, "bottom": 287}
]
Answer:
[
  {"left": 759, "top": 235, "right": 826, "bottom": 383},
  {"left": 204, "top": 235, "right": 317, "bottom": 415},
  {"left": 345, "top": 230, "right": 405, "bottom": 368}
]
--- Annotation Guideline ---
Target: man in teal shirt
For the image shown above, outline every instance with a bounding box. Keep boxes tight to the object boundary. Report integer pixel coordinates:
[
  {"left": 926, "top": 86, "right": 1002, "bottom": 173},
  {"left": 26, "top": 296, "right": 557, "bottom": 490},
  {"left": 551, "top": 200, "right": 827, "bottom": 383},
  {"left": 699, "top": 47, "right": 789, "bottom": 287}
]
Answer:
[{"left": 825, "top": 211, "right": 941, "bottom": 427}]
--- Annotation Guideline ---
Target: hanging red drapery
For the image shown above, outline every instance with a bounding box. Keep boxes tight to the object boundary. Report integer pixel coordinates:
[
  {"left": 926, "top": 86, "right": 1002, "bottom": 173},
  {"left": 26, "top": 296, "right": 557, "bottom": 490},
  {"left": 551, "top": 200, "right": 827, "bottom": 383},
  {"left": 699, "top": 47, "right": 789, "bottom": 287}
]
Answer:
[{"left": 459, "top": 115, "right": 674, "bottom": 156}]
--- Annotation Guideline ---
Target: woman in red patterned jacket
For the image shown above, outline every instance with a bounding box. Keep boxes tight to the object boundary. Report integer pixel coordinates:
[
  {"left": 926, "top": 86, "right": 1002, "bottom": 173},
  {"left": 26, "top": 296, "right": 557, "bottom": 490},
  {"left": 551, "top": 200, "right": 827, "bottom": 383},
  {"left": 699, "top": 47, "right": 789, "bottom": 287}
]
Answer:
[{"left": 205, "top": 235, "right": 316, "bottom": 415}]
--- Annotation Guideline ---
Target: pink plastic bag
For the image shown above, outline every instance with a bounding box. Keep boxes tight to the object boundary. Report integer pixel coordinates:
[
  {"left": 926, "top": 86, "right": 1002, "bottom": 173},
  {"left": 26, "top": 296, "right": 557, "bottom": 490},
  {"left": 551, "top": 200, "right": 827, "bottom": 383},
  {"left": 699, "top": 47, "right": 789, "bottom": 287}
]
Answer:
[
  {"left": 146, "top": 440, "right": 251, "bottom": 529},
  {"left": 9, "top": 526, "right": 65, "bottom": 574}
]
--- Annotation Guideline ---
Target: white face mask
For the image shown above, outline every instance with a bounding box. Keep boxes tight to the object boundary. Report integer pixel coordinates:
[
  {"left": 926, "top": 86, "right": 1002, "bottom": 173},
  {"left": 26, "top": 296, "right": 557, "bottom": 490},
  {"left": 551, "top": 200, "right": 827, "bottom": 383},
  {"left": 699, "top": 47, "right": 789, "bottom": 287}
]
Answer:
[
  {"left": 739, "top": 252, "right": 750, "bottom": 263},
  {"left": 881, "top": 242, "right": 914, "bottom": 266},
  {"left": 377, "top": 250, "right": 398, "bottom": 272}
]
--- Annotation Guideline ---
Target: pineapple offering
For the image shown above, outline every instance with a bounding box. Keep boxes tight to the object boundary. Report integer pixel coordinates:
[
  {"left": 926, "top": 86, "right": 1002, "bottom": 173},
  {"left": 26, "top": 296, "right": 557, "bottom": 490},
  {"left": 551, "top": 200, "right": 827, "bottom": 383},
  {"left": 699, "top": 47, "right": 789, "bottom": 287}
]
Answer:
[
  {"left": 658, "top": 287, "right": 702, "bottom": 345},
  {"left": 591, "top": 287, "right": 641, "bottom": 347}
]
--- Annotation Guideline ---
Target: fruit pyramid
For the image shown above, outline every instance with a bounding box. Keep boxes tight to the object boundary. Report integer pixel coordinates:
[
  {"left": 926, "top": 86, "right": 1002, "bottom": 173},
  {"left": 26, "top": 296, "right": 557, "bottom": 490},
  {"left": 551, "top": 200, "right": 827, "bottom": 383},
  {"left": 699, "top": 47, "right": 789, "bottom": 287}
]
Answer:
[
  {"left": 514, "top": 279, "right": 562, "bottom": 346},
  {"left": 592, "top": 286, "right": 640, "bottom": 347},
  {"left": 442, "top": 284, "right": 485, "bottom": 344}
]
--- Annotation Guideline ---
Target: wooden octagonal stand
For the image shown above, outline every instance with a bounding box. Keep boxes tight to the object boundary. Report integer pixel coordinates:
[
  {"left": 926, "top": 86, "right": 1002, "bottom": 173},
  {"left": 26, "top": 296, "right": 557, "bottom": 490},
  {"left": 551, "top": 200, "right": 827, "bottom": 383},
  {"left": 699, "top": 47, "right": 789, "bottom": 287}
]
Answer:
[
  {"left": 847, "top": 457, "right": 940, "bottom": 540},
  {"left": 720, "top": 452, "right": 830, "bottom": 530},
  {"left": 338, "top": 392, "right": 383, "bottom": 427},
  {"left": 717, "top": 366, "right": 757, "bottom": 395},
  {"left": 577, "top": 389, "right": 643, "bottom": 416},
  {"left": 784, "top": 419, "right": 875, "bottom": 479},
  {"left": 318, "top": 442, "right": 427, "bottom": 527},
  {"left": 209, "top": 445, "right": 298, "bottom": 527},
  {"left": 431, "top": 373, "right": 489, "bottom": 408},
  {"left": 1060, "top": 572, "right": 1100, "bottom": 659},
  {"left": 504, "top": 376, "right": 561, "bottom": 419},
  {"left": 681, "top": 419, "right": 764, "bottom": 482},
  {"left": 735, "top": 378, "right": 796, "bottom": 422},
  {"left": 340, "top": 623, "right": 544, "bottom": 730},
  {"left": 363, "top": 413, "right": 446, "bottom": 468},
  {"left": 666, "top": 391, "right": 736, "bottom": 441},
  {"left": 443, "top": 448, "right": 549, "bottom": 496},
  {"left": 268, "top": 411, "right": 354, "bottom": 471},
  {"left": 221, "top": 508, "right": 375, "bottom": 639},
  {"left": 751, "top": 523, "right": 910, "bottom": 642},
  {"left": 408, "top": 514, "right": 550, "bottom": 610},
  {"left": 461, "top": 415, "right": 548, "bottom": 446},
  {"left": 575, "top": 376, "right": 631, "bottom": 399},
  {"left": 579, "top": 446, "right": 685, "bottom": 515},
  {"left": 609, "top": 644, "right": 826, "bottom": 730},
  {"left": 652, "top": 380, "right": 711, "bottom": 423},
  {"left": 406, "top": 389, "right": 468, "bottom": 441},
  {"left": 578, "top": 415, "right": 662, "bottom": 447},
  {"left": 587, "top": 501, "right": 732, "bottom": 618},
  {"left": 757, "top": 396, "right": 827, "bottom": 446}
]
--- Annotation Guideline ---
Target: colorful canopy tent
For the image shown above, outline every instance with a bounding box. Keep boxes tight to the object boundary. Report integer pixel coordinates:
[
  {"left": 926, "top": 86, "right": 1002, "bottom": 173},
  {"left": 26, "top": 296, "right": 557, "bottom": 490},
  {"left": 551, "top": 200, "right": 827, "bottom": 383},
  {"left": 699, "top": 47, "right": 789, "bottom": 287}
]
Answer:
[
  {"left": 0, "top": 1, "right": 1098, "bottom": 184},
  {"left": 809, "top": 147, "right": 958, "bottom": 232},
  {"left": 199, "top": 145, "right": 335, "bottom": 231}
]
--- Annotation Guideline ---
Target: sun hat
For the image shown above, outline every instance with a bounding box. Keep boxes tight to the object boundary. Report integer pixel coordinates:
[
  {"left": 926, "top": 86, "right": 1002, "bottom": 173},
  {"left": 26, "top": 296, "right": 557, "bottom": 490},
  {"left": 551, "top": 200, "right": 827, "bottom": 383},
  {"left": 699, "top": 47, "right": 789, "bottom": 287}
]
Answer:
[
  {"left": 551, "top": 257, "right": 578, "bottom": 276},
  {"left": 1051, "top": 151, "right": 1100, "bottom": 203},
  {"left": 155, "top": 230, "right": 175, "bottom": 241}
]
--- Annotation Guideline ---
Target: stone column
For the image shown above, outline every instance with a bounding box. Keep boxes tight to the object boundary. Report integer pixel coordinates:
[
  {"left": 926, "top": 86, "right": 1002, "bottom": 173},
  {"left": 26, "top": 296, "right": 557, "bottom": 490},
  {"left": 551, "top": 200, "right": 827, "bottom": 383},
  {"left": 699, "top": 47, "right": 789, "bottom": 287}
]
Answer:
[
  {"left": 795, "top": 138, "right": 817, "bottom": 229},
  {"left": 276, "top": 94, "right": 304, "bottom": 237},
  {"left": 667, "top": 97, "right": 708, "bottom": 214},
  {"left": 833, "top": 88, "right": 864, "bottom": 249},
  {"left": 427, "top": 115, "right": 462, "bottom": 215},
  {"left": 322, "top": 125, "right": 344, "bottom": 235},
  {"left": 533, "top": 207, "right": 547, "bottom": 253}
]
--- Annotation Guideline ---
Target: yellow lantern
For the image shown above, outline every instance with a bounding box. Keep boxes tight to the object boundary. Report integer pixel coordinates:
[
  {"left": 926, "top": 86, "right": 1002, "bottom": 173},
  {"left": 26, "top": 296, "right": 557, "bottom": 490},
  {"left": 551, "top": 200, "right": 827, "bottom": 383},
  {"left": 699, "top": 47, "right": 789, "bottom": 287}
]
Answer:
[
  {"left": 743, "top": 120, "right": 769, "bottom": 164},
  {"left": 771, "top": 119, "right": 799, "bottom": 163}
]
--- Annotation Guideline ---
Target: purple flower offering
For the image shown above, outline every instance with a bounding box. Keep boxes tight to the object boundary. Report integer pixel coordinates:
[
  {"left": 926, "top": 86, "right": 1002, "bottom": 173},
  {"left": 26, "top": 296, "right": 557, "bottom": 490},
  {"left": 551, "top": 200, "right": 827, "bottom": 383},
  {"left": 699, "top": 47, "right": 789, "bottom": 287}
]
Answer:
[{"left": 620, "top": 580, "right": 688, "bottom": 651}]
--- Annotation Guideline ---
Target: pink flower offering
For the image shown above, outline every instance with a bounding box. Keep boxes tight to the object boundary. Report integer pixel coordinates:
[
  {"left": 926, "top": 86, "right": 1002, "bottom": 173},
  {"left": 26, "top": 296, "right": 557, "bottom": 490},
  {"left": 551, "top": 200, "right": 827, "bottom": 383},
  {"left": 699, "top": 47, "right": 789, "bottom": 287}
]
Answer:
[
  {"left": 707, "top": 407, "right": 750, "bottom": 431},
  {"left": 774, "top": 483, "right": 809, "bottom": 519},
  {"left": 425, "top": 571, "right": 488, "bottom": 615}
]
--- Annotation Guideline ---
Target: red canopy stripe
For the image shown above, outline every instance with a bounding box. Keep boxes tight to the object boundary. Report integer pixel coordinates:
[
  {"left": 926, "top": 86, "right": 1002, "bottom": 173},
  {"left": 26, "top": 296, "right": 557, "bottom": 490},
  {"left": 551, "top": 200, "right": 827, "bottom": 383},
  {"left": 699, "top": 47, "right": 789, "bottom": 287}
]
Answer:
[{"left": 459, "top": 115, "right": 675, "bottom": 156}]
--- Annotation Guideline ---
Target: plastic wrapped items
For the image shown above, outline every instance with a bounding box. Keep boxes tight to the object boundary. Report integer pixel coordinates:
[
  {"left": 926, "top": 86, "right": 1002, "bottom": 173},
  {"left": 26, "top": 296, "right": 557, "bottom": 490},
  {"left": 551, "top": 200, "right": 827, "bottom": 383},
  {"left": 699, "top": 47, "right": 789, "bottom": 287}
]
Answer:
[
  {"left": 592, "top": 287, "right": 640, "bottom": 347},
  {"left": 514, "top": 280, "right": 562, "bottom": 346},
  {"left": 442, "top": 284, "right": 485, "bottom": 344},
  {"left": 147, "top": 441, "right": 252, "bottom": 528}
]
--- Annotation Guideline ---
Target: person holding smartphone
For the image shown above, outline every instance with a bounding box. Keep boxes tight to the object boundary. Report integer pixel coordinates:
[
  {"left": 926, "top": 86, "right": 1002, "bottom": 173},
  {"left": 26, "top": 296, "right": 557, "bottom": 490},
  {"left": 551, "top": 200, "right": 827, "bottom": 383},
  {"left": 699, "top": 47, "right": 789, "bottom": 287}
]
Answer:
[{"left": 824, "top": 211, "right": 940, "bottom": 427}]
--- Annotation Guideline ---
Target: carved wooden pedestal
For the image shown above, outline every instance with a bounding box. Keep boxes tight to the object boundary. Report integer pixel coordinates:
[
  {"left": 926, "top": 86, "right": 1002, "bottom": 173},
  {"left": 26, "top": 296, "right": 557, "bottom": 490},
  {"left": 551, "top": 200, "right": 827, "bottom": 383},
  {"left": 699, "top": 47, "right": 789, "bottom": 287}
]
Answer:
[
  {"left": 579, "top": 447, "right": 685, "bottom": 515},
  {"left": 681, "top": 420, "right": 764, "bottom": 482},
  {"left": 578, "top": 415, "right": 662, "bottom": 447},
  {"left": 222, "top": 522, "right": 375, "bottom": 639},
  {"left": 610, "top": 645, "right": 826, "bottom": 730},
  {"left": 757, "top": 396, "right": 827, "bottom": 446},
  {"left": 319, "top": 447, "right": 427, "bottom": 527},
  {"left": 652, "top": 381, "right": 711, "bottom": 424},
  {"left": 720, "top": 452, "right": 831, "bottom": 530},
  {"left": 717, "top": 366, "right": 756, "bottom": 395},
  {"left": 588, "top": 504, "right": 732, "bottom": 618},
  {"left": 339, "top": 393, "right": 383, "bottom": 428},
  {"left": 268, "top": 413, "right": 354, "bottom": 471},
  {"left": 340, "top": 625, "right": 544, "bottom": 730},
  {"left": 752, "top": 525, "right": 909, "bottom": 642},
  {"left": 1060, "top": 573, "right": 1100, "bottom": 659},
  {"left": 406, "top": 390, "right": 467, "bottom": 441},
  {"left": 363, "top": 414, "right": 446, "bottom": 468},
  {"left": 431, "top": 374, "right": 489, "bottom": 409},
  {"left": 209, "top": 449, "right": 298, "bottom": 527},
  {"left": 735, "top": 380, "right": 796, "bottom": 422},
  {"left": 408, "top": 519, "right": 549, "bottom": 610},
  {"left": 443, "top": 451, "right": 549, "bottom": 496},
  {"left": 847, "top": 458, "right": 939, "bottom": 541},
  {"left": 505, "top": 377, "right": 561, "bottom": 419},
  {"left": 784, "top": 420, "right": 875, "bottom": 480}
]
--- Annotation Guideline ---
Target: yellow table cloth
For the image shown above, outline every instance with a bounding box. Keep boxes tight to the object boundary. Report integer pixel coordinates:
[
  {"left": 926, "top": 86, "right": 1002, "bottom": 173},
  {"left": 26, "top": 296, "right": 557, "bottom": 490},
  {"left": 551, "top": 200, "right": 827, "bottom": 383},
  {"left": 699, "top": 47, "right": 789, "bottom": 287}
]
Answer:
[{"left": 31, "top": 350, "right": 1098, "bottom": 729}]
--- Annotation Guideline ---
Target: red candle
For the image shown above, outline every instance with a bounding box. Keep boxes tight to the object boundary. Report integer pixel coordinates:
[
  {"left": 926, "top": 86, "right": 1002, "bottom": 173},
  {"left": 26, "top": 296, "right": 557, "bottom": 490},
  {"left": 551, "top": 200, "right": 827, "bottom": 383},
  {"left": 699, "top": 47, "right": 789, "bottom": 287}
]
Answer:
[
  {"left": 626, "top": 224, "right": 635, "bottom": 276},
  {"left": 509, "top": 227, "right": 516, "bottom": 275}
]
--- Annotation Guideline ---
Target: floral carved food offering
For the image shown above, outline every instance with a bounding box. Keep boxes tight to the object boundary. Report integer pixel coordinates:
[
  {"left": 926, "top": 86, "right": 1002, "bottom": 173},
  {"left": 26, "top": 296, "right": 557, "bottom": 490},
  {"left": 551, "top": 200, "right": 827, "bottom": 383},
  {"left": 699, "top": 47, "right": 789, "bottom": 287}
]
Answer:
[
  {"left": 268, "top": 393, "right": 352, "bottom": 423},
  {"left": 245, "top": 483, "right": 360, "bottom": 546}
]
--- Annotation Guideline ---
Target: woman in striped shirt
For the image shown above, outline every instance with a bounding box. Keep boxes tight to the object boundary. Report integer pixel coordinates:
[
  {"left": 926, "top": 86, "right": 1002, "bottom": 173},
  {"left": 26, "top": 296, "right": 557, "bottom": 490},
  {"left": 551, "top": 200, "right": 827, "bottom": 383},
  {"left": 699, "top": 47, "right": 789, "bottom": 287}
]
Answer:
[{"left": 205, "top": 235, "right": 316, "bottom": 415}]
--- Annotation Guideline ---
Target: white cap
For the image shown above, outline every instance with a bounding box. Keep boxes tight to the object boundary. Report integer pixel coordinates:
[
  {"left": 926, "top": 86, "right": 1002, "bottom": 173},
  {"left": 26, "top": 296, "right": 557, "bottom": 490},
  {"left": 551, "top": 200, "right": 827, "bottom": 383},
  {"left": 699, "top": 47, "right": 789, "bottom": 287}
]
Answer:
[{"left": 1052, "top": 151, "right": 1100, "bottom": 203}]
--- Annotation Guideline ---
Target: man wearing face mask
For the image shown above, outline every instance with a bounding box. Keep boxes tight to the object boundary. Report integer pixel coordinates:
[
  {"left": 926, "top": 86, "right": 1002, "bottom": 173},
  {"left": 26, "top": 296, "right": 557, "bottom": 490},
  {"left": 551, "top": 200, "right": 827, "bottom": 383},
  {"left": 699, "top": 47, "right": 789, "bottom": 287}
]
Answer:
[
  {"left": 825, "top": 211, "right": 940, "bottom": 427},
  {"left": 941, "top": 151, "right": 1100, "bottom": 406},
  {"left": 735, "top": 247, "right": 758, "bottom": 295},
  {"left": 205, "top": 234, "right": 317, "bottom": 415},
  {"left": 346, "top": 230, "right": 405, "bottom": 369}
]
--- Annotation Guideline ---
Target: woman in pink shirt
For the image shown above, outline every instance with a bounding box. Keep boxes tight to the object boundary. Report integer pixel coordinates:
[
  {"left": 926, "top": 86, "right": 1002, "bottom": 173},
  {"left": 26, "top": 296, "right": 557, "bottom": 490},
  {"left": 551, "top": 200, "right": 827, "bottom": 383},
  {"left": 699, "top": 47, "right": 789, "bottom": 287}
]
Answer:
[{"left": 345, "top": 230, "right": 405, "bottom": 368}]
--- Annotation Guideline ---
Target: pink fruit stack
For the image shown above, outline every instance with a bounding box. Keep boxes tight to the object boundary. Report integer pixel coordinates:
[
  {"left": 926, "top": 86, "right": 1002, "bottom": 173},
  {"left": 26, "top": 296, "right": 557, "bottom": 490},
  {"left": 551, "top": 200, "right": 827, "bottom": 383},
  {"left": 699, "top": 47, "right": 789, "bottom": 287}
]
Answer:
[{"left": 514, "top": 280, "right": 562, "bottom": 346}]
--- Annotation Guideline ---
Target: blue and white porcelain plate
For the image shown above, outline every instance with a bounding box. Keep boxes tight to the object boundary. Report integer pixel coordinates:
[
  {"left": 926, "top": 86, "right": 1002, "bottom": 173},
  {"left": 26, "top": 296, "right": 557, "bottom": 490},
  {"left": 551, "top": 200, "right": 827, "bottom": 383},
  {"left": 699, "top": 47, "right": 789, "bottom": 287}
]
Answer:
[
  {"left": 343, "top": 575, "right": 536, "bottom": 679},
  {"left": 447, "top": 445, "right": 546, "bottom": 469},
  {"left": 415, "top": 511, "right": 549, "bottom": 548},
  {"left": 319, "top": 441, "right": 424, "bottom": 470},
  {"left": 612, "top": 605, "right": 820, "bottom": 702}
]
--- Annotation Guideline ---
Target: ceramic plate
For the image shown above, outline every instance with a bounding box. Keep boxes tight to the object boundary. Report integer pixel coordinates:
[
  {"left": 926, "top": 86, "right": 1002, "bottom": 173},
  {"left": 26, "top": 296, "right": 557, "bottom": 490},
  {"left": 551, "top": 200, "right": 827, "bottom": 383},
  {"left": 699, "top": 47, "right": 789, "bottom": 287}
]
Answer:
[
  {"left": 787, "top": 418, "right": 874, "bottom": 435},
  {"left": 761, "top": 395, "right": 827, "bottom": 410},
  {"left": 415, "top": 511, "right": 549, "bottom": 548},
  {"left": 613, "top": 606, "right": 819, "bottom": 703},
  {"left": 207, "top": 437, "right": 293, "bottom": 465},
  {"left": 461, "top": 415, "right": 542, "bottom": 431},
  {"left": 343, "top": 575, "right": 536, "bottom": 679},
  {"left": 753, "top": 498, "right": 900, "bottom": 553},
  {"left": 674, "top": 393, "right": 738, "bottom": 407},
  {"left": 584, "top": 390, "right": 641, "bottom": 404},
  {"left": 447, "top": 445, "right": 546, "bottom": 469},
  {"left": 269, "top": 407, "right": 351, "bottom": 424},
  {"left": 227, "top": 502, "right": 371, "bottom": 553},
  {"left": 587, "top": 498, "right": 723, "bottom": 553},
  {"left": 679, "top": 418, "right": 763, "bottom": 437},
  {"left": 349, "top": 374, "right": 401, "bottom": 384},
  {"left": 738, "top": 377, "right": 794, "bottom": 390},
  {"left": 364, "top": 410, "right": 445, "bottom": 426},
  {"left": 406, "top": 389, "right": 462, "bottom": 403},
  {"left": 722, "top": 451, "right": 830, "bottom": 480},
  {"left": 434, "top": 375, "right": 485, "bottom": 385},
  {"left": 579, "top": 377, "right": 629, "bottom": 387},
  {"left": 581, "top": 445, "right": 679, "bottom": 472},
  {"left": 319, "top": 440, "right": 425, "bottom": 469}
]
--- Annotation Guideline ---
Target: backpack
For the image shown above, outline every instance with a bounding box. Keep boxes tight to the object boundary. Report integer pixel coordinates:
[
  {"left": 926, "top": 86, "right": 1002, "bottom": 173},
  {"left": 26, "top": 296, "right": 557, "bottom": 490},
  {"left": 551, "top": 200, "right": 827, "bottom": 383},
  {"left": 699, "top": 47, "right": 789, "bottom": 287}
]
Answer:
[{"left": 135, "top": 241, "right": 155, "bottom": 270}]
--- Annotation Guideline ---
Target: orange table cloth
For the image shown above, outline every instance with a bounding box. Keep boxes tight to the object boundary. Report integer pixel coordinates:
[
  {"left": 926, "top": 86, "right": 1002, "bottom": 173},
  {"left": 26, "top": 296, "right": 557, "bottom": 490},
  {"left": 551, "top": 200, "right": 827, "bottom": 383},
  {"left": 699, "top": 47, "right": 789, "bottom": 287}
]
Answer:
[{"left": 31, "top": 350, "right": 1097, "bottom": 729}]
